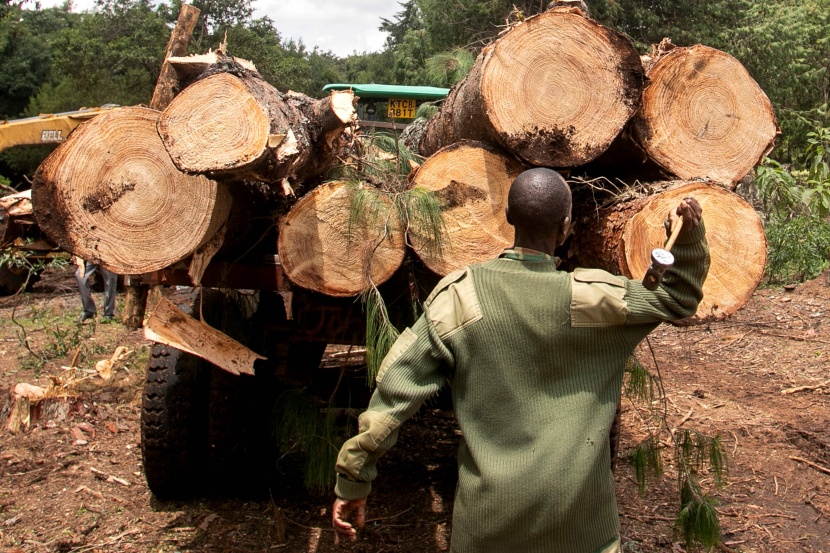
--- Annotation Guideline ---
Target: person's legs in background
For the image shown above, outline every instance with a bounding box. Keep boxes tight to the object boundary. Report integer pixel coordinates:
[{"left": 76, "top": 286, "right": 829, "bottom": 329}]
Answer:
[
  {"left": 75, "top": 261, "right": 98, "bottom": 323},
  {"left": 100, "top": 267, "right": 118, "bottom": 321}
]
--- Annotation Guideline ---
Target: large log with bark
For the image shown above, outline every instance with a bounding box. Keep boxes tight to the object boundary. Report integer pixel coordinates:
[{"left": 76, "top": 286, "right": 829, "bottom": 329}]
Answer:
[
  {"left": 568, "top": 180, "right": 767, "bottom": 321},
  {"left": 158, "top": 64, "right": 356, "bottom": 187},
  {"left": 631, "top": 42, "right": 779, "bottom": 187},
  {"left": 278, "top": 181, "right": 406, "bottom": 297},
  {"left": 408, "top": 140, "right": 524, "bottom": 276},
  {"left": 32, "top": 106, "right": 232, "bottom": 274},
  {"left": 419, "top": 10, "right": 644, "bottom": 168}
]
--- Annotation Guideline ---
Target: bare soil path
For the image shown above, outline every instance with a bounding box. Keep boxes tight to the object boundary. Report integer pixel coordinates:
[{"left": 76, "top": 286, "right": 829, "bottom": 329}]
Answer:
[{"left": 1, "top": 266, "right": 828, "bottom": 552}]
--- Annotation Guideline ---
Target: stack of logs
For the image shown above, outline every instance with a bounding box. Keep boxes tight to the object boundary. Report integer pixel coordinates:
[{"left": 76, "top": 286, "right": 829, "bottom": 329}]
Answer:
[{"left": 30, "top": 5, "right": 777, "bottom": 324}]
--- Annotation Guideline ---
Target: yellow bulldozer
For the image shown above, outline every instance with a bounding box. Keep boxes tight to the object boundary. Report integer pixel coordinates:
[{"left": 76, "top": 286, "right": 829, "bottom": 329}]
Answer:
[{"left": 0, "top": 105, "right": 118, "bottom": 294}]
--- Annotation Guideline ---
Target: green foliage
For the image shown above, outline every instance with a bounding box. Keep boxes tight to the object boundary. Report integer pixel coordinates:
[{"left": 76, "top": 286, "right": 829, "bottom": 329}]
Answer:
[
  {"left": 754, "top": 158, "right": 801, "bottom": 219},
  {"left": 802, "top": 127, "right": 830, "bottom": 219},
  {"left": 625, "top": 354, "right": 728, "bottom": 549},
  {"left": 272, "top": 388, "right": 343, "bottom": 494},
  {"left": 0, "top": 4, "right": 71, "bottom": 117},
  {"left": 765, "top": 216, "right": 830, "bottom": 285},
  {"left": 424, "top": 48, "right": 474, "bottom": 86},
  {"left": 629, "top": 438, "right": 662, "bottom": 494},
  {"left": 338, "top": 135, "right": 446, "bottom": 382},
  {"left": 675, "top": 430, "right": 728, "bottom": 487},
  {"left": 363, "top": 284, "right": 400, "bottom": 383},
  {"left": 755, "top": 124, "right": 830, "bottom": 285},
  {"left": 415, "top": 103, "right": 439, "bottom": 119},
  {"left": 676, "top": 476, "right": 721, "bottom": 551},
  {"left": 416, "top": 0, "right": 549, "bottom": 52},
  {"left": 624, "top": 356, "right": 655, "bottom": 404}
]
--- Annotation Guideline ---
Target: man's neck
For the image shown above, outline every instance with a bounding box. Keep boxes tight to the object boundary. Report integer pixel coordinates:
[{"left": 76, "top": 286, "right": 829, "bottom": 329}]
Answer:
[{"left": 512, "top": 233, "right": 560, "bottom": 256}]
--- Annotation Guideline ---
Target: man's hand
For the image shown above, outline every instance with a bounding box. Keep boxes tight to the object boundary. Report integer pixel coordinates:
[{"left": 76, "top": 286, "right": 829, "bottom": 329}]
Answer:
[
  {"left": 332, "top": 497, "right": 367, "bottom": 544},
  {"left": 668, "top": 196, "right": 702, "bottom": 235}
]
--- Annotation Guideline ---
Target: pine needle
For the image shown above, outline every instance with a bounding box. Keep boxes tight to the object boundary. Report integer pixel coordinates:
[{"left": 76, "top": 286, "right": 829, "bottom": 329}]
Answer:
[
  {"left": 425, "top": 48, "right": 475, "bottom": 86},
  {"left": 272, "top": 389, "right": 344, "bottom": 494},
  {"left": 625, "top": 356, "right": 655, "bottom": 404},
  {"left": 676, "top": 476, "right": 721, "bottom": 549},
  {"left": 363, "top": 284, "right": 400, "bottom": 385},
  {"left": 630, "top": 438, "right": 663, "bottom": 495}
]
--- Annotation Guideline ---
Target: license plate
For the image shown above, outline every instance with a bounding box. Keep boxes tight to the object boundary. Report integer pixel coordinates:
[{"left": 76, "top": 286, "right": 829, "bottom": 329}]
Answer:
[{"left": 387, "top": 98, "right": 416, "bottom": 119}]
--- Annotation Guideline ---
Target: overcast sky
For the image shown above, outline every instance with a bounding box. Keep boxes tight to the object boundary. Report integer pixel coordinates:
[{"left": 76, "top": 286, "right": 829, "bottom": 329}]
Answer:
[{"left": 31, "top": 0, "right": 398, "bottom": 57}]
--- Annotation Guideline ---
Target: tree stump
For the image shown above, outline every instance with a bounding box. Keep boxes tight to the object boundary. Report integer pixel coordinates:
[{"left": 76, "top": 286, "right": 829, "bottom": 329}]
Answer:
[
  {"left": 632, "top": 44, "right": 779, "bottom": 187},
  {"left": 408, "top": 141, "right": 524, "bottom": 276},
  {"left": 569, "top": 180, "right": 767, "bottom": 322},
  {"left": 32, "top": 106, "right": 232, "bottom": 274},
  {"left": 419, "top": 10, "right": 644, "bottom": 168},
  {"left": 278, "top": 181, "right": 406, "bottom": 297}
]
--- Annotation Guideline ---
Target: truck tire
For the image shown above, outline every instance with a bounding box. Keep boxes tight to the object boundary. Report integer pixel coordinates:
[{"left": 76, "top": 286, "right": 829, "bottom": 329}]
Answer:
[
  {"left": 140, "top": 289, "right": 215, "bottom": 499},
  {"left": 140, "top": 344, "right": 210, "bottom": 499},
  {"left": 202, "top": 290, "right": 271, "bottom": 495}
]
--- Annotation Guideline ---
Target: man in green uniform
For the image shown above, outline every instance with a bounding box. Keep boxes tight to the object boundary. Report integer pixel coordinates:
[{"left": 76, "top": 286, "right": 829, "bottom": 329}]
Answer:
[{"left": 332, "top": 168, "right": 709, "bottom": 552}]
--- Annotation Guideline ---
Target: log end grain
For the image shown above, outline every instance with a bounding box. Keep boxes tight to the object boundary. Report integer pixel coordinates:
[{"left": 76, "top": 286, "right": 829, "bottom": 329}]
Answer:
[
  {"left": 278, "top": 181, "right": 406, "bottom": 297},
  {"left": 634, "top": 45, "right": 780, "bottom": 186},
  {"left": 158, "top": 72, "right": 270, "bottom": 174},
  {"left": 409, "top": 141, "right": 524, "bottom": 276},
  {"left": 622, "top": 181, "right": 767, "bottom": 321},
  {"left": 480, "top": 11, "right": 644, "bottom": 167},
  {"left": 32, "top": 106, "right": 231, "bottom": 274}
]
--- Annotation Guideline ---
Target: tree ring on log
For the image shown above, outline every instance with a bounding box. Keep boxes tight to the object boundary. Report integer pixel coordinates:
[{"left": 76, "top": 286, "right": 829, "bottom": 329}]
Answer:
[
  {"left": 480, "top": 11, "right": 644, "bottom": 167},
  {"left": 622, "top": 181, "right": 766, "bottom": 321},
  {"left": 158, "top": 72, "right": 271, "bottom": 174},
  {"left": 278, "top": 181, "right": 405, "bottom": 297},
  {"left": 409, "top": 141, "right": 524, "bottom": 276},
  {"left": 32, "top": 107, "right": 231, "bottom": 274},
  {"left": 633, "top": 45, "right": 779, "bottom": 186}
]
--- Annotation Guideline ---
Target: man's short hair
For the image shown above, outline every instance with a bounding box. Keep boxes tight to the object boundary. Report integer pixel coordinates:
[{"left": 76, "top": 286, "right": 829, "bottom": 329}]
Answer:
[{"left": 507, "top": 168, "right": 571, "bottom": 233}]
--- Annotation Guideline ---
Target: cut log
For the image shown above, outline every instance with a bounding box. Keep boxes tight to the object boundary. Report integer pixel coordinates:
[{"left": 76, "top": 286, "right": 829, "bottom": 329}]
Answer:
[
  {"left": 149, "top": 3, "right": 201, "bottom": 111},
  {"left": 568, "top": 180, "right": 766, "bottom": 322},
  {"left": 167, "top": 51, "right": 259, "bottom": 89},
  {"left": 158, "top": 65, "right": 356, "bottom": 185},
  {"left": 32, "top": 106, "right": 232, "bottom": 274},
  {"left": 632, "top": 43, "right": 779, "bottom": 187},
  {"left": 419, "top": 10, "right": 643, "bottom": 168},
  {"left": 278, "top": 181, "right": 405, "bottom": 297},
  {"left": 408, "top": 141, "right": 524, "bottom": 276}
]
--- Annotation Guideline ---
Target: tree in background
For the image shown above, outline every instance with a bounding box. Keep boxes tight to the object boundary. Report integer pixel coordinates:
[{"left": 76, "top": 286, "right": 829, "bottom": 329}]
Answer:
[{"left": 0, "top": 3, "right": 72, "bottom": 118}]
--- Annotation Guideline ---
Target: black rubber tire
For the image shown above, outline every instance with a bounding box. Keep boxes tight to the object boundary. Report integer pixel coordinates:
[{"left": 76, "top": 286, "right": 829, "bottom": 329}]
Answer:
[
  {"left": 203, "top": 291, "right": 271, "bottom": 495},
  {"left": 140, "top": 289, "right": 217, "bottom": 499},
  {"left": 140, "top": 343, "right": 210, "bottom": 499}
]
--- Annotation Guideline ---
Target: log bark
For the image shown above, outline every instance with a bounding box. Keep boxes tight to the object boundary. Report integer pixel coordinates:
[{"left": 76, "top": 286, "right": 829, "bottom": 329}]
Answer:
[
  {"left": 419, "top": 10, "right": 643, "bottom": 168},
  {"left": 149, "top": 3, "right": 201, "bottom": 111},
  {"left": 167, "top": 51, "right": 259, "bottom": 91},
  {"left": 158, "top": 65, "right": 356, "bottom": 185},
  {"left": 32, "top": 106, "right": 232, "bottom": 274},
  {"left": 278, "top": 181, "right": 406, "bottom": 297},
  {"left": 632, "top": 43, "right": 779, "bottom": 187},
  {"left": 567, "top": 180, "right": 767, "bottom": 322},
  {"left": 408, "top": 140, "right": 525, "bottom": 276}
]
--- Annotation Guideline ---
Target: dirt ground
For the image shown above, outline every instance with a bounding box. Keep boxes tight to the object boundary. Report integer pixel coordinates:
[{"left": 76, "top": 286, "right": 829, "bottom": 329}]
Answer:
[{"left": 0, "top": 265, "right": 828, "bottom": 553}]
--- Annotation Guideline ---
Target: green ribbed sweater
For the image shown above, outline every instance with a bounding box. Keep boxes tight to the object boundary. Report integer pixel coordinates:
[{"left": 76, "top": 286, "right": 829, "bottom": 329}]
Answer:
[{"left": 335, "top": 223, "right": 709, "bottom": 553}]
